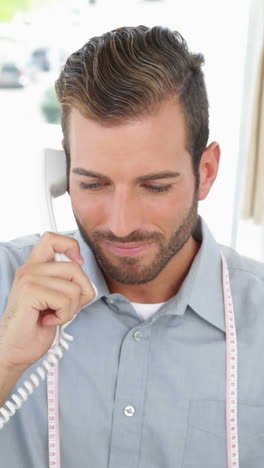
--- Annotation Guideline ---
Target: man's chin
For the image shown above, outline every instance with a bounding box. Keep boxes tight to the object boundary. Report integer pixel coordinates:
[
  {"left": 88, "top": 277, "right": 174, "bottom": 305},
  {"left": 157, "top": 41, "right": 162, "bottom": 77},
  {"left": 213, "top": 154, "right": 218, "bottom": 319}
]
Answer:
[
  {"left": 97, "top": 252, "right": 166, "bottom": 285},
  {"left": 101, "top": 269, "right": 159, "bottom": 285}
]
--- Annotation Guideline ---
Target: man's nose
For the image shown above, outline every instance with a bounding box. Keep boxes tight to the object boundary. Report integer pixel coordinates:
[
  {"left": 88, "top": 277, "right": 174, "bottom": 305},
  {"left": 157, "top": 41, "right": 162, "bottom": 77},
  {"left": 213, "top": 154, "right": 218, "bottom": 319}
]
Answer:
[{"left": 106, "top": 188, "right": 144, "bottom": 238}]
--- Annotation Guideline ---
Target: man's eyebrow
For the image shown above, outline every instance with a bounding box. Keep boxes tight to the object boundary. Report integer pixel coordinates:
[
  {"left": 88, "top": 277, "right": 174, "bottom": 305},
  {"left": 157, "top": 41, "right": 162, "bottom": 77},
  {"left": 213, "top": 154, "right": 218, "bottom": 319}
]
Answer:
[
  {"left": 72, "top": 168, "right": 111, "bottom": 180},
  {"left": 72, "top": 168, "right": 181, "bottom": 182},
  {"left": 135, "top": 171, "right": 181, "bottom": 182}
]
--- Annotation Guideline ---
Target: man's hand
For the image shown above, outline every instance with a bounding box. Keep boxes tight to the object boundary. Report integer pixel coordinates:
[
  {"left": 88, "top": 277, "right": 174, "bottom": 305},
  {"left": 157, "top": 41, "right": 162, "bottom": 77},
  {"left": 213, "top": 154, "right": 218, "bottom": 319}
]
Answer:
[{"left": 0, "top": 231, "right": 95, "bottom": 374}]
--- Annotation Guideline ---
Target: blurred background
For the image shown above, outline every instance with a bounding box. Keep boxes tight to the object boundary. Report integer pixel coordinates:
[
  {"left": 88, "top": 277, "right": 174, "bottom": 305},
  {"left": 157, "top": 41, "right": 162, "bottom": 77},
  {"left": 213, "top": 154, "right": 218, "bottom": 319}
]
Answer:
[{"left": 0, "top": 0, "right": 264, "bottom": 261}]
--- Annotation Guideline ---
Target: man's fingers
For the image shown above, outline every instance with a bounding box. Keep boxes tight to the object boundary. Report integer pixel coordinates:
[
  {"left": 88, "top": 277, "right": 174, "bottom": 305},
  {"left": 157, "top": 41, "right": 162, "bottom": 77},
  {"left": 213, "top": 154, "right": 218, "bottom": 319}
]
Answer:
[
  {"left": 15, "top": 262, "right": 96, "bottom": 304},
  {"left": 26, "top": 232, "right": 83, "bottom": 265}
]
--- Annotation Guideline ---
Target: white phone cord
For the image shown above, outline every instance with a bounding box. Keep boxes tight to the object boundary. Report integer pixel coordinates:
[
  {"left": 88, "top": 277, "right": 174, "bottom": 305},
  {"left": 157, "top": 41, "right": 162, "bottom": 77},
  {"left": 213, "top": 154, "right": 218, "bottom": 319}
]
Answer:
[{"left": 0, "top": 319, "right": 75, "bottom": 430}]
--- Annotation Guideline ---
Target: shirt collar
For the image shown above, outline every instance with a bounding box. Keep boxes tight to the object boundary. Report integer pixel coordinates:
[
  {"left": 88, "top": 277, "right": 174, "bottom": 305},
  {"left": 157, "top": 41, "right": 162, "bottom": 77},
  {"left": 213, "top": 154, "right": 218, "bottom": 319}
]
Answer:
[
  {"left": 73, "top": 230, "right": 110, "bottom": 303},
  {"left": 187, "top": 216, "right": 226, "bottom": 333},
  {"left": 73, "top": 215, "right": 226, "bottom": 333},
  {"left": 151, "top": 216, "right": 225, "bottom": 333}
]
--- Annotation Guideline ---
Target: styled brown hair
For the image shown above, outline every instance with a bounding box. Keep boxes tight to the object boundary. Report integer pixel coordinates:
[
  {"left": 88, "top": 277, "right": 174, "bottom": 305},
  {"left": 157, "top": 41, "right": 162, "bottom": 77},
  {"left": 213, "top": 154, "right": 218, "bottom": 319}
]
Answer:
[{"left": 55, "top": 25, "right": 209, "bottom": 187}]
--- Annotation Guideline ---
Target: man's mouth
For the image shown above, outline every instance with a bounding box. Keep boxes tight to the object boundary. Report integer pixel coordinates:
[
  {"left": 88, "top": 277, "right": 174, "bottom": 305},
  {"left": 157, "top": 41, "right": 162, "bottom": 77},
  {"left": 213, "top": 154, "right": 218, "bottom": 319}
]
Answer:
[{"left": 104, "top": 241, "right": 153, "bottom": 256}]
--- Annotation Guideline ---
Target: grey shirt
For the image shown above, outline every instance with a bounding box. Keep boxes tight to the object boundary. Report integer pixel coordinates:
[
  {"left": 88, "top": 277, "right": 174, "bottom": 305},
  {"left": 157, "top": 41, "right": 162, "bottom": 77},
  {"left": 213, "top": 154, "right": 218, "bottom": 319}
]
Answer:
[{"left": 1, "top": 215, "right": 264, "bottom": 468}]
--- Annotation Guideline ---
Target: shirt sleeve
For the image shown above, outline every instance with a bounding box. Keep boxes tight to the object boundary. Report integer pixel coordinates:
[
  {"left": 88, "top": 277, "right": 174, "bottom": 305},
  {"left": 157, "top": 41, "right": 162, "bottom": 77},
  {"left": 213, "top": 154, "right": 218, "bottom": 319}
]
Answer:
[{"left": 0, "top": 236, "right": 40, "bottom": 318}]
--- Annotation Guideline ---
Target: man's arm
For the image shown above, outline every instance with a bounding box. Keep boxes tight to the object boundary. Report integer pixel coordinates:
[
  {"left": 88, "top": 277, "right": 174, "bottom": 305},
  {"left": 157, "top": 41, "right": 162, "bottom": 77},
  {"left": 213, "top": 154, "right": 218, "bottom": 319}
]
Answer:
[{"left": 0, "top": 361, "right": 26, "bottom": 407}]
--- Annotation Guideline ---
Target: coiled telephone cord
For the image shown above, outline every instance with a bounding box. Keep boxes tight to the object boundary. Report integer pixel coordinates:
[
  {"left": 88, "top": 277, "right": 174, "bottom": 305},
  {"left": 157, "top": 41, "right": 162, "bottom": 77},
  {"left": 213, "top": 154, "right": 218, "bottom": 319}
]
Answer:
[{"left": 0, "top": 320, "right": 74, "bottom": 429}]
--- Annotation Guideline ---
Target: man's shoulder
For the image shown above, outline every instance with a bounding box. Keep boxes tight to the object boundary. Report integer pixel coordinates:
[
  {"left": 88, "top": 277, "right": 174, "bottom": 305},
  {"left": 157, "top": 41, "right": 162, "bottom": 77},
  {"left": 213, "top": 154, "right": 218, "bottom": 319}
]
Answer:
[
  {"left": 218, "top": 244, "right": 264, "bottom": 330},
  {"left": 220, "top": 243, "right": 264, "bottom": 283}
]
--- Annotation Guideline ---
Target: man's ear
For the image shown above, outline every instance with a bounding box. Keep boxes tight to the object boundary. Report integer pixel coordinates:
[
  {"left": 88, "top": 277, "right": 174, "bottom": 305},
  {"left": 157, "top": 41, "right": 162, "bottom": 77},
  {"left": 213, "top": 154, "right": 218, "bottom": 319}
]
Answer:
[{"left": 198, "top": 141, "right": 221, "bottom": 201}]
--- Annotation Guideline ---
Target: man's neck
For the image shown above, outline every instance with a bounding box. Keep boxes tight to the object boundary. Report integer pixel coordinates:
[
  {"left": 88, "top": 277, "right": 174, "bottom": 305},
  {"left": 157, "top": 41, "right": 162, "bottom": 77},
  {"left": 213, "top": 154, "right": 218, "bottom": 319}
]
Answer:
[{"left": 104, "top": 236, "right": 201, "bottom": 304}]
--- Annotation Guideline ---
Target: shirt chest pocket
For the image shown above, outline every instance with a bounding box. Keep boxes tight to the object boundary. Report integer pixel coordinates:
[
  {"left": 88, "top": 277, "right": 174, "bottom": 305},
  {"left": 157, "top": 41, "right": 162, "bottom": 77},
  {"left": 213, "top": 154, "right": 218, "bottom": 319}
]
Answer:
[{"left": 182, "top": 400, "right": 264, "bottom": 468}]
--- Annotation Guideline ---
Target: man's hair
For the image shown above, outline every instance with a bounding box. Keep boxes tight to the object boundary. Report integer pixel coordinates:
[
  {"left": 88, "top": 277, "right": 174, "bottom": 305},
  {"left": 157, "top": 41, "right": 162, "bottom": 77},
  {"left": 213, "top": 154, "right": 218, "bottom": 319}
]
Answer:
[{"left": 55, "top": 25, "right": 209, "bottom": 187}]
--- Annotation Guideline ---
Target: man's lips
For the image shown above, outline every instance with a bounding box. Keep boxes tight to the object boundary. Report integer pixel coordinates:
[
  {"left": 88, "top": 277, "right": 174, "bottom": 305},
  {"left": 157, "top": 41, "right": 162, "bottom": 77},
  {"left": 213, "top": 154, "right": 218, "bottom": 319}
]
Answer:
[{"left": 104, "top": 241, "right": 152, "bottom": 256}]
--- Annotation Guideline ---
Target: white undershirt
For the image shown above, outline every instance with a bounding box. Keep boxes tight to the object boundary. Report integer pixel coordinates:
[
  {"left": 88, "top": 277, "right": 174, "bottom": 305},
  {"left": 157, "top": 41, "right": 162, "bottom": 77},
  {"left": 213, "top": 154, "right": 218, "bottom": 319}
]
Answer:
[{"left": 131, "top": 301, "right": 166, "bottom": 320}]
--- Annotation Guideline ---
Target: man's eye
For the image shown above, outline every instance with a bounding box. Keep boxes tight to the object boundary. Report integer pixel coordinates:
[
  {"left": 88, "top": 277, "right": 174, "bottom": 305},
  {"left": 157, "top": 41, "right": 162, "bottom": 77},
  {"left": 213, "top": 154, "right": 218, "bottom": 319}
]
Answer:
[
  {"left": 146, "top": 184, "right": 173, "bottom": 192},
  {"left": 80, "top": 182, "right": 104, "bottom": 190},
  {"left": 79, "top": 182, "right": 173, "bottom": 192}
]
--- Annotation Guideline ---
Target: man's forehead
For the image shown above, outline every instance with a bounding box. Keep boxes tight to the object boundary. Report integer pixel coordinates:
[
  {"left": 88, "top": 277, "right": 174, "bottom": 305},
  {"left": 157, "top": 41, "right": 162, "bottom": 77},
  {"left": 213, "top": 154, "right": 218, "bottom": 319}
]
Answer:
[
  {"left": 67, "top": 99, "right": 189, "bottom": 181},
  {"left": 69, "top": 97, "right": 185, "bottom": 133}
]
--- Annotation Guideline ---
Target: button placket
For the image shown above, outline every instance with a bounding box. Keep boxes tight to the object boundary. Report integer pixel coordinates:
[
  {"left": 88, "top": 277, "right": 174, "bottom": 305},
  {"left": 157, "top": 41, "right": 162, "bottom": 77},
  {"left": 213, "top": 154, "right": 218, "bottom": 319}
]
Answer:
[{"left": 108, "top": 326, "right": 150, "bottom": 468}]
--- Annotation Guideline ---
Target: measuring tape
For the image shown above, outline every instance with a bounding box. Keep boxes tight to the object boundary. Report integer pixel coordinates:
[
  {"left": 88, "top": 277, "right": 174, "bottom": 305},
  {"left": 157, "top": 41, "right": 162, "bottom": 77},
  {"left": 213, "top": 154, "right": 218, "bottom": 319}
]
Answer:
[
  {"left": 47, "top": 327, "right": 61, "bottom": 468},
  {"left": 221, "top": 252, "right": 239, "bottom": 467},
  {"left": 47, "top": 252, "right": 239, "bottom": 468}
]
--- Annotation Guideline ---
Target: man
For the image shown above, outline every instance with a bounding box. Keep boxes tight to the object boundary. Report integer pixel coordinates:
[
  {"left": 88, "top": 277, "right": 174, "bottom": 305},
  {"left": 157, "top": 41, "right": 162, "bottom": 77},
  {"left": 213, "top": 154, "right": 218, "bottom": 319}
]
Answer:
[{"left": 0, "top": 25, "right": 264, "bottom": 468}]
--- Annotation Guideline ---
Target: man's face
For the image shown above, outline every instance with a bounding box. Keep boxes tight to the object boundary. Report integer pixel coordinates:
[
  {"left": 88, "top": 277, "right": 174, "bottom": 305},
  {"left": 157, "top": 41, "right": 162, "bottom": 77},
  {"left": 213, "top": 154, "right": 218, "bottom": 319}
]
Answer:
[{"left": 68, "top": 98, "right": 199, "bottom": 285}]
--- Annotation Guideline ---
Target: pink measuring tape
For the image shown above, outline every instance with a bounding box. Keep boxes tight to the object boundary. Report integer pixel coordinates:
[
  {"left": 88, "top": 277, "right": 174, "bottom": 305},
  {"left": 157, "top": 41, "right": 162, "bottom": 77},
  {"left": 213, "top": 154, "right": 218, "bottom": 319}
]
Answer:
[
  {"left": 47, "top": 327, "right": 61, "bottom": 468},
  {"left": 47, "top": 252, "right": 239, "bottom": 468},
  {"left": 221, "top": 252, "right": 239, "bottom": 467}
]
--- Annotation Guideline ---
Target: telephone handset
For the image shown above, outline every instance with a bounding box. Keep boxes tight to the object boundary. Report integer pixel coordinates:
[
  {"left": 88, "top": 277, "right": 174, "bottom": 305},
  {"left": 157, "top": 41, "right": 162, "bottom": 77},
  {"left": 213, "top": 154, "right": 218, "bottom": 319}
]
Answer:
[{"left": 0, "top": 148, "right": 96, "bottom": 429}]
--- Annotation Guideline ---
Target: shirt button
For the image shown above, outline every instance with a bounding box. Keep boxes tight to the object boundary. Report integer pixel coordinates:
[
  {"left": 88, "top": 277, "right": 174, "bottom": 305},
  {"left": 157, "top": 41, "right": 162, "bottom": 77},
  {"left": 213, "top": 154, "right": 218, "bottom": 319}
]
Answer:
[
  {"left": 133, "top": 331, "right": 143, "bottom": 341},
  {"left": 107, "top": 298, "right": 115, "bottom": 305},
  {"left": 124, "top": 405, "right": 135, "bottom": 417}
]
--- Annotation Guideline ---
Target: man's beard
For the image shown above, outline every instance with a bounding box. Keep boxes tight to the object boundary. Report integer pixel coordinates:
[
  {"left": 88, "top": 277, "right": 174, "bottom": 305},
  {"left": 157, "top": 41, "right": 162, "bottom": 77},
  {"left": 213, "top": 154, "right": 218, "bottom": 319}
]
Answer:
[{"left": 74, "top": 188, "right": 199, "bottom": 285}]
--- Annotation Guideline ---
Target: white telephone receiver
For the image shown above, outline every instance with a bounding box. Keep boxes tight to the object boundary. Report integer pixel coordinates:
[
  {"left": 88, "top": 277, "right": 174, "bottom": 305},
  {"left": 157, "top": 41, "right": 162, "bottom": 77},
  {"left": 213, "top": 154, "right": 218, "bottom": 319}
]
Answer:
[
  {"left": 0, "top": 148, "right": 96, "bottom": 429},
  {"left": 43, "top": 147, "right": 69, "bottom": 238}
]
